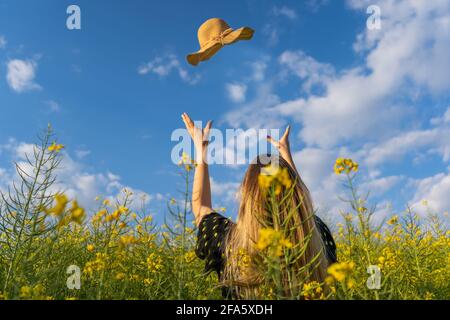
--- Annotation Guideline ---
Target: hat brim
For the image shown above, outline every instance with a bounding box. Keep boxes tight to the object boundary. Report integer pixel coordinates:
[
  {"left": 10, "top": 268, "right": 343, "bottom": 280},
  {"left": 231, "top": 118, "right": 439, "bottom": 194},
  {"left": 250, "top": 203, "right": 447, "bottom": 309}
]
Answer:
[{"left": 187, "top": 26, "right": 254, "bottom": 66}]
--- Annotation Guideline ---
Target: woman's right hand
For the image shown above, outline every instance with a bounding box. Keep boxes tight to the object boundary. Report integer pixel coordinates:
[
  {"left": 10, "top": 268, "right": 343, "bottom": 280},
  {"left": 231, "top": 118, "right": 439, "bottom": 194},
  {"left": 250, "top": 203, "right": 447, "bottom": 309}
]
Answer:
[{"left": 181, "top": 112, "right": 212, "bottom": 163}]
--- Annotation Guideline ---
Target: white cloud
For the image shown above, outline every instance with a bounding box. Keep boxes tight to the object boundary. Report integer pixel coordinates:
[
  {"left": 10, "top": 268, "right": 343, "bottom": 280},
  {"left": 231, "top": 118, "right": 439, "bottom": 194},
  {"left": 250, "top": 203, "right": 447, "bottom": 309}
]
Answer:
[
  {"left": 292, "top": 147, "right": 343, "bottom": 214},
  {"left": 410, "top": 171, "right": 450, "bottom": 216},
  {"left": 272, "top": 6, "right": 297, "bottom": 20},
  {"left": 306, "top": 0, "right": 330, "bottom": 12},
  {"left": 262, "top": 24, "right": 280, "bottom": 47},
  {"left": 270, "top": 1, "right": 450, "bottom": 148},
  {"left": 75, "top": 149, "right": 91, "bottom": 159},
  {"left": 210, "top": 177, "right": 240, "bottom": 210},
  {"left": 7, "top": 59, "right": 41, "bottom": 93},
  {"left": 0, "top": 35, "right": 6, "bottom": 48},
  {"left": 362, "top": 107, "right": 450, "bottom": 168},
  {"left": 279, "top": 50, "right": 335, "bottom": 94},
  {"left": 293, "top": 147, "right": 336, "bottom": 192},
  {"left": 45, "top": 100, "right": 61, "bottom": 112},
  {"left": 223, "top": 58, "right": 280, "bottom": 128},
  {"left": 220, "top": 1, "right": 450, "bottom": 220},
  {"left": 360, "top": 175, "right": 404, "bottom": 198},
  {"left": 138, "top": 53, "right": 200, "bottom": 85},
  {"left": 14, "top": 142, "right": 36, "bottom": 160},
  {"left": 0, "top": 139, "right": 158, "bottom": 213},
  {"left": 431, "top": 106, "right": 450, "bottom": 125},
  {"left": 250, "top": 58, "right": 268, "bottom": 82},
  {"left": 226, "top": 83, "right": 247, "bottom": 103},
  {"left": 71, "top": 64, "right": 82, "bottom": 73},
  {"left": 223, "top": 82, "right": 282, "bottom": 129}
]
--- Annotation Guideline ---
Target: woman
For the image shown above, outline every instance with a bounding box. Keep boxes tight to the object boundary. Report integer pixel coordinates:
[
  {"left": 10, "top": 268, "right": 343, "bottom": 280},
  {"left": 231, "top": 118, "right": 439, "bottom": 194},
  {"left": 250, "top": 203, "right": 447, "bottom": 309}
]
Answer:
[{"left": 181, "top": 113, "right": 336, "bottom": 298}]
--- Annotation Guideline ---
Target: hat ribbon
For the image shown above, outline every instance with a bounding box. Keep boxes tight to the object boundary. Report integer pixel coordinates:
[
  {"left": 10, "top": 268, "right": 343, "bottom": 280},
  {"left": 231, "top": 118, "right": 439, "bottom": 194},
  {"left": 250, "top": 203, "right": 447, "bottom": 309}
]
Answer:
[{"left": 204, "top": 28, "right": 233, "bottom": 48}]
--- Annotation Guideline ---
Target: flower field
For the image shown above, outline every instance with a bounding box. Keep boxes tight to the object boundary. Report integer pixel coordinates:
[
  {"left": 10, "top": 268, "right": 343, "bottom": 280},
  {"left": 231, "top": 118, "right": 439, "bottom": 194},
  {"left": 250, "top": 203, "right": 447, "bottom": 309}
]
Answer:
[{"left": 0, "top": 129, "right": 449, "bottom": 300}]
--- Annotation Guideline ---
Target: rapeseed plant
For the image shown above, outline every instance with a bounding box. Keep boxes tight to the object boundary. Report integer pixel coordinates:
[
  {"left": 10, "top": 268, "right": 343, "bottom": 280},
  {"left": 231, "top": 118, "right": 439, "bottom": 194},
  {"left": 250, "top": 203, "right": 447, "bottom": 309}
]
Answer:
[{"left": 0, "top": 131, "right": 448, "bottom": 300}]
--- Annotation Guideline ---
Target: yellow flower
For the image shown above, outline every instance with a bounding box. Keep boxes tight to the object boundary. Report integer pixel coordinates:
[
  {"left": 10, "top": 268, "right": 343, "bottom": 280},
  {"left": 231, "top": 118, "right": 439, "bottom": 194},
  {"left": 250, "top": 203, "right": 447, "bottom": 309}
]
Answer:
[
  {"left": 180, "top": 152, "right": 189, "bottom": 164},
  {"left": 327, "top": 261, "right": 354, "bottom": 282},
  {"left": 111, "top": 209, "right": 121, "bottom": 220},
  {"left": 87, "top": 244, "right": 95, "bottom": 252},
  {"left": 92, "top": 209, "right": 107, "bottom": 223},
  {"left": 115, "top": 273, "right": 126, "bottom": 281},
  {"left": 334, "top": 158, "right": 358, "bottom": 175},
  {"left": 387, "top": 215, "right": 398, "bottom": 225},
  {"left": 424, "top": 292, "right": 434, "bottom": 300},
  {"left": 302, "top": 281, "right": 324, "bottom": 300},
  {"left": 258, "top": 165, "right": 292, "bottom": 195},
  {"left": 184, "top": 251, "right": 196, "bottom": 263},
  {"left": 19, "top": 286, "right": 32, "bottom": 299},
  {"left": 256, "top": 228, "right": 277, "bottom": 251},
  {"left": 256, "top": 227, "right": 293, "bottom": 257},
  {"left": 346, "top": 278, "right": 355, "bottom": 289},
  {"left": 48, "top": 142, "right": 64, "bottom": 152},
  {"left": 357, "top": 206, "right": 367, "bottom": 213},
  {"left": 69, "top": 201, "right": 85, "bottom": 224},
  {"left": 146, "top": 253, "right": 163, "bottom": 273},
  {"left": 325, "top": 276, "right": 335, "bottom": 286},
  {"left": 118, "top": 206, "right": 129, "bottom": 214},
  {"left": 235, "top": 248, "right": 251, "bottom": 270},
  {"left": 178, "top": 152, "right": 196, "bottom": 171},
  {"left": 45, "top": 193, "right": 68, "bottom": 217},
  {"left": 143, "top": 215, "right": 153, "bottom": 223},
  {"left": 119, "top": 235, "right": 137, "bottom": 247},
  {"left": 119, "top": 222, "right": 127, "bottom": 229}
]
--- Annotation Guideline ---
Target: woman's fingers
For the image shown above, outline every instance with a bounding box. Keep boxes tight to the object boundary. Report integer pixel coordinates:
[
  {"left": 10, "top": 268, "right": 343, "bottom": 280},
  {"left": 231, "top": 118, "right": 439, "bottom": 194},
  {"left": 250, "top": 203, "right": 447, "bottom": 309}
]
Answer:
[
  {"left": 181, "top": 113, "right": 188, "bottom": 127},
  {"left": 203, "top": 120, "right": 213, "bottom": 138},
  {"left": 282, "top": 125, "right": 291, "bottom": 140},
  {"left": 184, "top": 113, "right": 194, "bottom": 128},
  {"left": 182, "top": 114, "right": 214, "bottom": 145},
  {"left": 181, "top": 113, "right": 195, "bottom": 137},
  {"left": 268, "top": 125, "right": 290, "bottom": 148},
  {"left": 181, "top": 113, "right": 193, "bottom": 129},
  {"left": 267, "top": 135, "right": 279, "bottom": 148}
]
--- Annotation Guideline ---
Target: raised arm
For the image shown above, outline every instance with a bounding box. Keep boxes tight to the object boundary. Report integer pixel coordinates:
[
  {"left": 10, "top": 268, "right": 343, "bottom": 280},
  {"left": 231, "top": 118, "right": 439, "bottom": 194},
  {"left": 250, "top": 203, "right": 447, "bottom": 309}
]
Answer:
[
  {"left": 267, "top": 125, "right": 299, "bottom": 175},
  {"left": 181, "top": 113, "right": 213, "bottom": 226}
]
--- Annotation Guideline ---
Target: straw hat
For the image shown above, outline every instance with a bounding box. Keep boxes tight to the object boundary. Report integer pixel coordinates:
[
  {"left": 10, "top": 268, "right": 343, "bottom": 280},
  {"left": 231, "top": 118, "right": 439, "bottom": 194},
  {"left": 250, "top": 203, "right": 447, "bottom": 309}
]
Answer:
[{"left": 187, "top": 18, "right": 254, "bottom": 66}]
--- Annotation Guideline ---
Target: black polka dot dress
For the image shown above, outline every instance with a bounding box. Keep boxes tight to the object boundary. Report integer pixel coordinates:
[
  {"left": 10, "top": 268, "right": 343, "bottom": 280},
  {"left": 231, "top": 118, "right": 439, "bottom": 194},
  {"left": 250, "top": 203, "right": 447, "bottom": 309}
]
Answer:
[
  {"left": 195, "top": 212, "right": 337, "bottom": 294},
  {"left": 314, "top": 215, "right": 337, "bottom": 263},
  {"left": 195, "top": 212, "right": 232, "bottom": 278}
]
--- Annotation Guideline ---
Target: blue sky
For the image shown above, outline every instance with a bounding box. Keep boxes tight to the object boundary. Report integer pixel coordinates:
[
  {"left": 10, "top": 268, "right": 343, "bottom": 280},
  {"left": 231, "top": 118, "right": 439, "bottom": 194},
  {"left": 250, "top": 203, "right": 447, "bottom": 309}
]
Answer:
[{"left": 1, "top": 0, "right": 449, "bottom": 224}]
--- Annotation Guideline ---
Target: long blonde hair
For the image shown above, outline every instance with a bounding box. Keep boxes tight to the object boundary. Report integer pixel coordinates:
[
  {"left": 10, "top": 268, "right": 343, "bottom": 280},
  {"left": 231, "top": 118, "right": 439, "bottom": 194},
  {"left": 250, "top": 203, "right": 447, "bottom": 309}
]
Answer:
[{"left": 223, "top": 154, "right": 329, "bottom": 298}]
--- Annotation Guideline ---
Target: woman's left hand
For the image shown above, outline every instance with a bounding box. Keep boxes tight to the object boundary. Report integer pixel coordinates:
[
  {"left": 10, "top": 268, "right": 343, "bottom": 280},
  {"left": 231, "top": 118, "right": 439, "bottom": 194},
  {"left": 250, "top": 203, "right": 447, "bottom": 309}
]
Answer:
[{"left": 267, "top": 125, "right": 291, "bottom": 157}]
